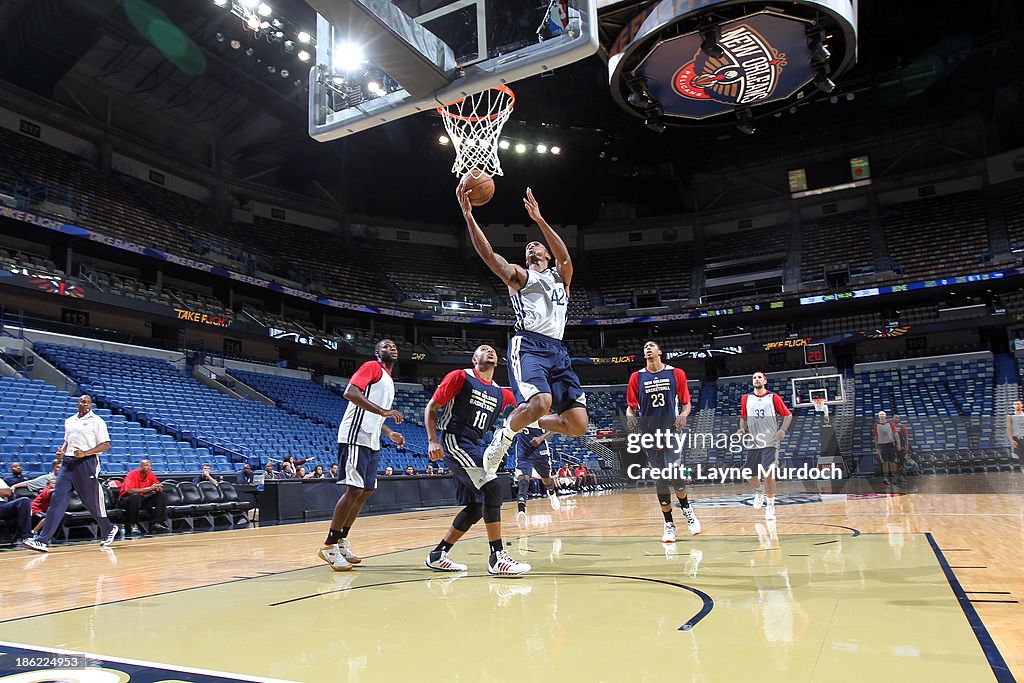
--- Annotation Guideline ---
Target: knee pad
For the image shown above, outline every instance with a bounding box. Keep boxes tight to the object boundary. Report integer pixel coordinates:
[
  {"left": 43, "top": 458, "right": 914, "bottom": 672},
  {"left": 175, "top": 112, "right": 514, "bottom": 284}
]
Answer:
[
  {"left": 482, "top": 481, "right": 503, "bottom": 523},
  {"left": 656, "top": 480, "right": 672, "bottom": 507},
  {"left": 452, "top": 504, "right": 482, "bottom": 532}
]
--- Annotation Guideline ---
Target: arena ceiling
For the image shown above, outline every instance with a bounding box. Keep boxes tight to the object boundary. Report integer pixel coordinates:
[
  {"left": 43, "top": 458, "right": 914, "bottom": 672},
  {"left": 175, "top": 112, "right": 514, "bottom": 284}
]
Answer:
[{"left": 0, "top": 0, "right": 1021, "bottom": 224}]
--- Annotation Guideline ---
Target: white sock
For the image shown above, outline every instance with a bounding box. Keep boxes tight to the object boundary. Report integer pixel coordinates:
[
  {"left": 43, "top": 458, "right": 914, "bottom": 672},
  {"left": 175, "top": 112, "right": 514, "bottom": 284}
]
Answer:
[{"left": 766, "top": 497, "right": 775, "bottom": 506}]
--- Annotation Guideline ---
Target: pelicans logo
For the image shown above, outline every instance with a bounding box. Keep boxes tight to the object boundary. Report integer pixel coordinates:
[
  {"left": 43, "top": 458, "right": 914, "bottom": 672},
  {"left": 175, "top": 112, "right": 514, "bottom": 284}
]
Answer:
[{"left": 673, "top": 24, "right": 787, "bottom": 106}]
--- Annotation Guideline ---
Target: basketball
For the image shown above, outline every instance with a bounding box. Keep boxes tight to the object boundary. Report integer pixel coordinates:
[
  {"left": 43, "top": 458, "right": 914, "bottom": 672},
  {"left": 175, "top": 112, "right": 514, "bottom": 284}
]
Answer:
[{"left": 461, "top": 170, "right": 495, "bottom": 207}]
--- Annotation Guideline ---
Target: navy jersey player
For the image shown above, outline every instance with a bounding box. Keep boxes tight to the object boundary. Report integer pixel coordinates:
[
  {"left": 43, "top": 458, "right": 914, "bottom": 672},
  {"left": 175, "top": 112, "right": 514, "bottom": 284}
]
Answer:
[
  {"left": 23, "top": 394, "right": 119, "bottom": 552},
  {"left": 457, "top": 183, "right": 589, "bottom": 479},
  {"left": 512, "top": 425, "right": 560, "bottom": 526},
  {"left": 424, "top": 345, "right": 530, "bottom": 575},
  {"left": 626, "top": 341, "right": 701, "bottom": 542},
  {"left": 318, "top": 340, "right": 404, "bottom": 572}
]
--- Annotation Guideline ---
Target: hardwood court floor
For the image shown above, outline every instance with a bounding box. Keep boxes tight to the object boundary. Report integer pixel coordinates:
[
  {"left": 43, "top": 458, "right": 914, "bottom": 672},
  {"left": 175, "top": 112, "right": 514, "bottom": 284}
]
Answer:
[{"left": 2, "top": 474, "right": 1022, "bottom": 682}]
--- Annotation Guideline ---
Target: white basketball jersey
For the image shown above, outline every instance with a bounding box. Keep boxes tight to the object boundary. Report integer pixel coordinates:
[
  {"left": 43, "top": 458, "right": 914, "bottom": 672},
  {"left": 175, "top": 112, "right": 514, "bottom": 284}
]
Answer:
[
  {"left": 744, "top": 391, "right": 783, "bottom": 448},
  {"left": 337, "top": 367, "right": 395, "bottom": 449},
  {"left": 1011, "top": 414, "right": 1024, "bottom": 437},
  {"left": 511, "top": 267, "right": 568, "bottom": 340}
]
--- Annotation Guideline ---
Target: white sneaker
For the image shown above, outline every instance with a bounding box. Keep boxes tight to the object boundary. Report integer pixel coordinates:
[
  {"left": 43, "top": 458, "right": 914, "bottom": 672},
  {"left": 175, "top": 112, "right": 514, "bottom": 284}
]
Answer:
[
  {"left": 752, "top": 486, "right": 765, "bottom": 509},
  {"left": 318, "top": 544, "right": 353, "bottom": 572},
  {"left": 425, "top": 550, "right": 467, "bottom": 572},
  {"left": 23, "top": 537, "right": 48, "bottom": 553},
  {"left": 765, "top": 504, "right": 776, "bottom": 521},
  {"left": 683, "top": 507, "right": 701, "bottom": 535},
  {"left": 100, "top": 524, "right": 120, "bottom": 547},
  {"left": 482, "top": 429, "right": 513, "bottom": 475},
  {"left": 662, "top": 522, "right": 677, "bottom": 544},
  {"left": 548, "top": 491, "right": 561, "bottom": 510},
  {"left": 488, "top": 549, "right": 531, "bottom": 575},
  {"left": 340, "top": 538, "right": 362, "bottom": 564},
  {"left": 516, "top": 510, "right": 527, "bottom": 528}
]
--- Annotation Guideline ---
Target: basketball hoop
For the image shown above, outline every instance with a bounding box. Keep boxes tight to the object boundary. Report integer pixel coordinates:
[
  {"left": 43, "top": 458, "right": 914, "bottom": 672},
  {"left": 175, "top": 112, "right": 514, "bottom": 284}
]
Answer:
[
  {"left": 812, "top": 397, "right": 828, "bottom": 414},
  {"left": 437, "top": 85, "right": 515, "bottom": 178}
]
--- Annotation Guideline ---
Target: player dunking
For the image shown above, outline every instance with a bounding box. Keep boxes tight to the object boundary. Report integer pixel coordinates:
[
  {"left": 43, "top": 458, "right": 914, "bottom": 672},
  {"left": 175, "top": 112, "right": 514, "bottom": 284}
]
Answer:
[
  {"left": 456, "top": 183, "right": 589, "bottom": 478},
  {"left": 512, "top": 425, "right": 560, "bottom": 527},
  {"left": 626, "top": 341, "right": 700, "bottom": 542},
  {"left": 423, "top": 345, "right": 530, "bottom": 575},
  {"left": 318, "top": 339, "right": 404, "bottom": 571},
  {"left": 739, "top": 371, "right": 793, "bottom": 522}
]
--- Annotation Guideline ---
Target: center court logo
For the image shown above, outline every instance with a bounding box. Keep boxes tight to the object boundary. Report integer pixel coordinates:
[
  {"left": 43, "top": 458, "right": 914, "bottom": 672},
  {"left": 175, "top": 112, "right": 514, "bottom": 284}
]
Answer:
[{"left": 673, "top": 24, "right": 788, "bottom": 106}]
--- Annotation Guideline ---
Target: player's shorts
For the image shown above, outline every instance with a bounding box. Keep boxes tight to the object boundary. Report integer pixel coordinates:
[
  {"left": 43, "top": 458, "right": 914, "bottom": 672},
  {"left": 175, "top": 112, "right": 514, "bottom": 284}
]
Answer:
[
  {"left": 441, "top": 432, "right": 487, "bottom": 506},
  {"left": 508, "top": 331, "right": 586, "bottom": 414},
  {"left": 338, "top": 443, "right": 380, "bottom": 490},
  {"left": 745, "top": 447, "right": 779, "bottom": 473},
  {"left": 513, "top": 439, "right": 553, "bottom": 480},
  {"left": 878, "top": 443, "right": 898, "bottom": 463},
  {"left": 645, "top": 449, "right": 687, "bottom": 489}
]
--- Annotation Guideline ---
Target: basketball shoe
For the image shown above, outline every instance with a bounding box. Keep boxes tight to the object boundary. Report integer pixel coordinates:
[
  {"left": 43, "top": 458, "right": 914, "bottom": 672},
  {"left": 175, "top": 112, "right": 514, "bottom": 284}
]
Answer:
[
  {"left": 425, "top": 550, "right": 467, "bottom": 572},
  {"left": 100, "top": 524, "right": 121, "bottom": 547},
  {"left": 662, "top": 522, "right": 677, "bottom": 543},
  {"left": 488, "top": 549, "right": 531, "bottom": 575},
  {"left": 548, "top": 490, "right": 561, "bottom": 510},
  {"left": 683, "top": 507, "right": 701, "bottom": 535},
  {"left": 482, "top": 427, "right": 515, "bottom": 477},
  {"left": 339, "top": 538, "right": 362, "bottom": 564},
  {"left": 318, "top": 544, "right": 353, "bottom": 572},
  {"left": 752, "top": 484, "right": 766, "bottom": 509}
]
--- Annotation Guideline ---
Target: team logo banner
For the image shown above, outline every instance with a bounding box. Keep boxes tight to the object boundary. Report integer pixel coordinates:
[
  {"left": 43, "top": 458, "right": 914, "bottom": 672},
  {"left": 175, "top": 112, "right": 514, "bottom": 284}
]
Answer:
[{"left": 637, "top": 12, "right": 813, "bottom": 119}]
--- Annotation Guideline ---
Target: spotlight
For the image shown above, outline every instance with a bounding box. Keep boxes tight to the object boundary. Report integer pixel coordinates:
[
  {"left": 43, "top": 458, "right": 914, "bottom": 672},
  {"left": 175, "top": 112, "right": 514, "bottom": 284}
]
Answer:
[
  {"left": 280, "top": 69, "right": 289, "bottom": 78},
  {"left": 257, "top": 3, "right": 272, "bottom": 17},
  {"left": 498, "top": 139, "right": 510, "bottom": 150},
  {"left": 846, "top": 92, "right": 855, "bottom": 101},
  {"left": 297, "top": 31, "right": 311, "bottom": 43},
  {"left": 230, "top": 39, "right": 241, "bottom": 49},
  {"left": 515, "top": 142, "right": 527, "bottom": 153},
  {"left": 297, "top": 49, "right": 311, "bottom": 62},
  {"left": 267, "top": 65, "right": 276, "bottom": 74},
  {"left": 273, "top": 31, "right": 284, "bottom": 42},
  {"left": 335, "top": 41, "right": 364, "bottom": 72},
  {"left": 814, "top": 72, "right": 836, "bottom": 94},
  {"left": 283, "top": 40, "right": 294, "bottom": 53},
  {"left": 810, "top": 40, "right": 831, "bottom": 63},
  {"left": 699, "top": 23, "right": 725, "bottom": 59},
  {"left": 829, "top": 94, "right": 838, "bottom": 104},
  {"left": 550, "top": 146, "right": 561, "bottom": 155},
  {"left": 213, "top": 0, "right": 228, "bottom": 5},
  {"left": 260, "top": 21, "right": 270, "bottom": 30},
  {"left": 331, "top": 75, "right": 344, "bottom": 84},
  {"left": 246, "top": 14, "right": 261, "bottom": 31},
  {"left": 240, "top": 0, "right": 258, "bottom": 7},
  {"left": 215, "top": 32, "right": 225, "bottom": 42},
  {"left": 245, "top": 47, "right": 254, "bottom": 56},
  {"left": 536, "top": 144, "right": 548, "bottom": 154},
  {"left": 627, "top": 81, "right": 654, "bottom": 109},
  {"left": 294, "top": 79, "right": 302, "bottom": 87},
  {"left": 438, "top": 135, "right": 450, "bottom": 145}
]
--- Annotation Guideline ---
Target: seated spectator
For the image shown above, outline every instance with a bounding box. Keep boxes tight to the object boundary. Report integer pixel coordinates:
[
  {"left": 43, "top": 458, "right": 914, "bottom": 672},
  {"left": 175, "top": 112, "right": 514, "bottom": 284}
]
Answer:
[
  {"left": 0, "top": 475, "right": 32, "bottom": 545},
  {"left": 574, "top": 465, "right": 597, "bottom": 491},
  {"left": 383, "top": 466, "right": 395, "bottom": 476},
  {"left": 404, "top": 465, "right": 416, "bottom": 476},
  {"left": 30, "top": 478, "right": 55, "bottom": 534},
  {"left": 12, "top": 460, "right": 61, "bottom": 494},
  {"left": 7, "top": 463, "right": 27, "bottom": 485},
  {"left": 425, "top": 464, "right": 436, "bottom": 477},
  {"left": 280, "top": 461, "right": 296, "bottom": 479},
  {"left": 119, "top": 459, "right": 169, "bottom": 536},
  {"left": 295, "top": 465, "right": 308, "bottom": 479},
  {"left": 193, "top": 463, "right": 218, "bottom": 485},
  {"left": 236, "top": 464, "right": 254, "bottom": 485},
  {"left": 435, "top": 464, "right": 448, "bottom": 475},
  {"left": 263, "top": 462, "right": 278, "bottom": 480},
  {"left": 308, "top": 464, "right": 325, "bottom": 479},
  {"left": 557, "top": 464, "right": 574, "bottom": 491},
  {"left": 329, "top": 463, "right": 339, "bottom": 479}
]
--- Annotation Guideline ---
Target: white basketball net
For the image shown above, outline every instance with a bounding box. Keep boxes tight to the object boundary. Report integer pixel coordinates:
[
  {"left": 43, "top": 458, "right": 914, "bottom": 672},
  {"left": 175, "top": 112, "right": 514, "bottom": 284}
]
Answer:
[{"left": 438, "top": 85, "right": 515, "bottom": 177}]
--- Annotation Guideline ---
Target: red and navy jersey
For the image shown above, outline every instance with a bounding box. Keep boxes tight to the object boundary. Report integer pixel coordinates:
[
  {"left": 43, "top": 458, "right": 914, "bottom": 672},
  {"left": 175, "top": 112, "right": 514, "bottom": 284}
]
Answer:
[
  {"left": 626, "top": 365, "right": 691, "bottom": 432},
  {"left": 433, "top": 369, "right": 516, "bottom": 441}
]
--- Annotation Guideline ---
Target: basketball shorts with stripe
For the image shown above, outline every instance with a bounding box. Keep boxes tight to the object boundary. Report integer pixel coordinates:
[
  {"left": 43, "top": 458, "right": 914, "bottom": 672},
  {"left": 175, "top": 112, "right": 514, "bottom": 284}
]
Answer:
[
  {"left": 441, "top": 432, "right": 487, "bottom": 506},
  {"left": 338, "top": 443, "right": 380, "bottom": 490},
  {"left": 507, "top": 331, "right": 586, "bottom": 414}
]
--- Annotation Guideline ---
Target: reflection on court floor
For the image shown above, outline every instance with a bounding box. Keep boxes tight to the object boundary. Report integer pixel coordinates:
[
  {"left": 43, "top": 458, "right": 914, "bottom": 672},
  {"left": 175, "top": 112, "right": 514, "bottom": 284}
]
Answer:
[{"left": 0, "top": 528, "right": 1000, "bottom": 683}]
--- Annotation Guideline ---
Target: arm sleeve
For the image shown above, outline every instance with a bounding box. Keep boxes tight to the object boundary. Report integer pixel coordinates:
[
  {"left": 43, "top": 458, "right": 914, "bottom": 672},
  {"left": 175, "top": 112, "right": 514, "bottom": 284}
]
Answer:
[
  {"left": 741, "top": 393, "right": 748, "bottom": 418},
  {"left": 95, "top": 418, "right": 111, "bottom": 445},
  {"left": 501, "top": 388, "right": 517, "bottom": 410},
  {"left": 348, "top": 361, "right": 384, "bottom": 392},
  {"left": 674, "top": 368, "right": 690, "bottom": 405},
  {"left": 772, "top": 393, "right": 792, "bottom": 417},
  {"left": 626, "top": 372, "right": 640, "bottom": 408},
  {"left": 431, "top": 370, "right": 466, "bottom": 406}
]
